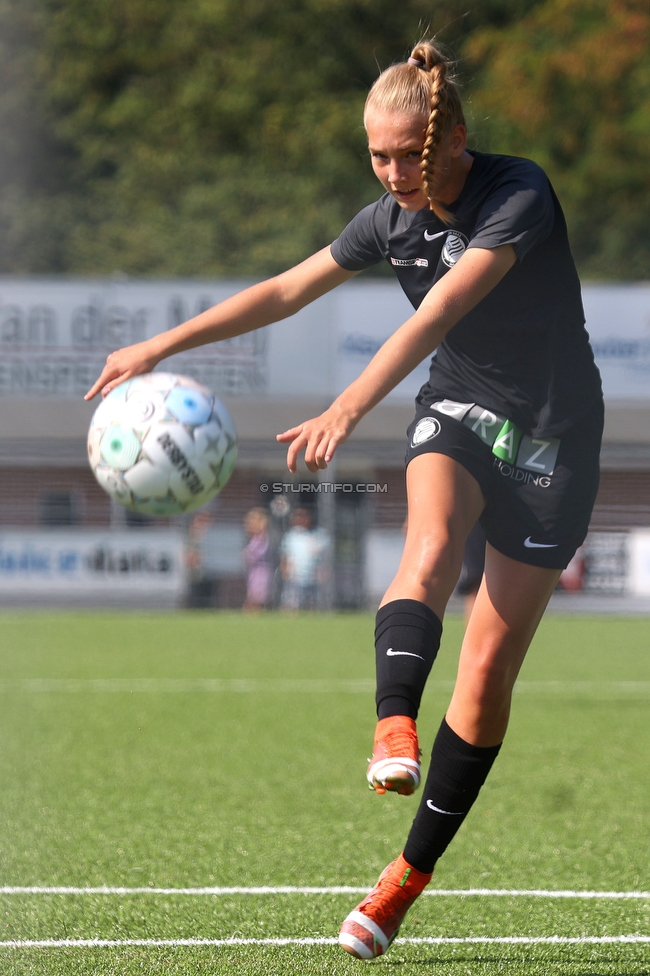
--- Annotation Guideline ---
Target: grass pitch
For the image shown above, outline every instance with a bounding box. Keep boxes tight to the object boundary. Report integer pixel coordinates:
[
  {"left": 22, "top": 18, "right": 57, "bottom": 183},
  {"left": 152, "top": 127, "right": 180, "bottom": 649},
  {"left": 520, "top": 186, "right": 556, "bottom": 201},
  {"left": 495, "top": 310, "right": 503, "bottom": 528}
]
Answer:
[{"left": 0, "top": 610, "right": 648, "bottom": 974}]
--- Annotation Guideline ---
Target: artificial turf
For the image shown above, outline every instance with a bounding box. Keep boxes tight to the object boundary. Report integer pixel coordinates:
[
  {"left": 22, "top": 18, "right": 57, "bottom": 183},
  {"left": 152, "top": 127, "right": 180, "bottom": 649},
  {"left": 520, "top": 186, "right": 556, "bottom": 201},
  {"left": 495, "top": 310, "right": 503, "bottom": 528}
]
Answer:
[{"left": 0, "top": 610, "right": 648, "bottom": 974}]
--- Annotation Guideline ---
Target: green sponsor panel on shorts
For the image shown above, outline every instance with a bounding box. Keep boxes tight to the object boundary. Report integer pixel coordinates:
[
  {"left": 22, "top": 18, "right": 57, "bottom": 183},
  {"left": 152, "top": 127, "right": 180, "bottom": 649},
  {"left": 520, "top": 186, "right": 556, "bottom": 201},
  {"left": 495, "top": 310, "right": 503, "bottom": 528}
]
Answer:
[
  {"left": 515, "top": 435, "right": 561, "bottom": 476},
  {"left": 430, "top": 399, "right": 475, "bottom": 421},
  {"left": 492, "top": 419, "right": 524, "bottom": 464},
  {"left": 461, "top": 404, "right": 561, "bottom": 478},
  {"left": 463, "top": 405, "right": 507, "bottom": 447}
]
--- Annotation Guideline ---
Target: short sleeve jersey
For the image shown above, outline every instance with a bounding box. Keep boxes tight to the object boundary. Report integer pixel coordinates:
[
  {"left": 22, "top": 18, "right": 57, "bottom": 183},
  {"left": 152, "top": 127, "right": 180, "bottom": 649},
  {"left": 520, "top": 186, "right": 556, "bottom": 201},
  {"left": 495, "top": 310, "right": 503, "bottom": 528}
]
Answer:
[{"left": 330, "top": 151, "right": 602, "bottom": 437}]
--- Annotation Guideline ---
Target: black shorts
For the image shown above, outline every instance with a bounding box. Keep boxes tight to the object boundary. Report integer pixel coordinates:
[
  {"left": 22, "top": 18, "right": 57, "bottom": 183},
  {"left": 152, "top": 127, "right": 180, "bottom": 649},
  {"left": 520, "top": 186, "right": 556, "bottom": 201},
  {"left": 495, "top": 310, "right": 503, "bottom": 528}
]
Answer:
[{"left": 405, "top": 398, "right": 603, "bottom": 569}]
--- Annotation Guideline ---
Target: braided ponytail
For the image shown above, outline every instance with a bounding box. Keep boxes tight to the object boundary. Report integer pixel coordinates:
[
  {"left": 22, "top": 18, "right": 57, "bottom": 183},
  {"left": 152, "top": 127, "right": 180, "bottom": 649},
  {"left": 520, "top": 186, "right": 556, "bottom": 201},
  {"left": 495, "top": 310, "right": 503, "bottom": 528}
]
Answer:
[{"left": 365, "top": 40, "right": 465, "bottom": 224}]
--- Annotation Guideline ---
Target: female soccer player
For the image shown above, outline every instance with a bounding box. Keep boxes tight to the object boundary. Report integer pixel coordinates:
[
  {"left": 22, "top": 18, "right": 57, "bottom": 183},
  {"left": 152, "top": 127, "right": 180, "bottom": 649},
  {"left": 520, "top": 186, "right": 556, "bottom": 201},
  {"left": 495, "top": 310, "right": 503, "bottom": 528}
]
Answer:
[{"left": 87, "top": 40, "right": 603, "bottom": 959}]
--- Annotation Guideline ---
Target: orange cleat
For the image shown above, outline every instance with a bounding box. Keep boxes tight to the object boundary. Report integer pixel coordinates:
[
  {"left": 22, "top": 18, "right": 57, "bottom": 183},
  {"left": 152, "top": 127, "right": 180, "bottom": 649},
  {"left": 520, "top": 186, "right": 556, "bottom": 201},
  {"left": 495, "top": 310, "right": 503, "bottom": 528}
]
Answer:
[
  {"left": 338, "top": 853, "right": 432, "bottom": 958},
  {"left": 366, "top": 715, "right": 421, "bottom": 795}
]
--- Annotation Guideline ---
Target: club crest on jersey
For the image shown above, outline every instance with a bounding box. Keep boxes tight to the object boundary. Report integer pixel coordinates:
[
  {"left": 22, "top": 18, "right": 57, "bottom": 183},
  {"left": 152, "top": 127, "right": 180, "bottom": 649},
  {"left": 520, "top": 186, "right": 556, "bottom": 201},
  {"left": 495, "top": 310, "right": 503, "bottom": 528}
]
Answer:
[
  {"left": 441, "top": 232, "right": 469, "bottom": 268},
  {"left": 411, "top": 417, "right": 441, "bottom": 447}
]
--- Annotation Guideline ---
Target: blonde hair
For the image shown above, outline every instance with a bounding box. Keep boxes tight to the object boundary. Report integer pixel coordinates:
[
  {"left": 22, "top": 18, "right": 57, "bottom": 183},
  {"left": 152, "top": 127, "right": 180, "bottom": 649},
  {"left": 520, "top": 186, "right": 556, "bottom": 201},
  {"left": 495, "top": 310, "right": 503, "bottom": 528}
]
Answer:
[{"left": 364, "top": 40, "right": 465, "bottom": 224}]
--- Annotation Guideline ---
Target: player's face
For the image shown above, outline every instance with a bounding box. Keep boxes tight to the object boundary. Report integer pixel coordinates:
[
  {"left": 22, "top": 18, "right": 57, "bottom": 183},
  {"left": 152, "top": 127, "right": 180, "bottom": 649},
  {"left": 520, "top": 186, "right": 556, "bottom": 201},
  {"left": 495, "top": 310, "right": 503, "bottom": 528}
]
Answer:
[
  {"left": 366, "top": 110, "right": 429, "bottom": 210},
  {"left": 366, "top": 110, "right": 469, "bottom": 211}
]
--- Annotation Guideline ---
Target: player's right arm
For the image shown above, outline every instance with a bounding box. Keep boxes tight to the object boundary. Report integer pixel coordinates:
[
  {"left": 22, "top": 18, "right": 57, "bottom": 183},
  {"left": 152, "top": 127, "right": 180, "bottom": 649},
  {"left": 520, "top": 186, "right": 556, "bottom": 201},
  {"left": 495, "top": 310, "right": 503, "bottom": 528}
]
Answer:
[{"left": 84, "top": 247, "right": 357, "bottom": 399}]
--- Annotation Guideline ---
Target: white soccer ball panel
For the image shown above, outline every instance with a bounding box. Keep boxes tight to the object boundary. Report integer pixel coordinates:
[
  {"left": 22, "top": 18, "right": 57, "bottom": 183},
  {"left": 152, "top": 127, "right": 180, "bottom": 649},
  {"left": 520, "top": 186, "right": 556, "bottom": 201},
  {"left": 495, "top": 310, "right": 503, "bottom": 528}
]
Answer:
[
  {"left": 123, "top": 458, "right": 171, "bottom": 499},
  {"left": 141, "top": 422, "right": 196, "bottom": 469},
  {"left": 134, "top": 372, "right": 178, "bottom": 393},
  {"left": 165, "top": 373, "right": 211, "bottom": 395},
  {"left": 94, "top": 466, "right": 134, "bottom": 505},
  {"left": 104, "top": 383, "right": 129, "bottom": 405},
  {"left": 123, "top": 389, "right": 166, "bottom": 426},
  {"left": 216, "top": 443, "right": 238, "bottom": 490},
  {"left": 193, "top": 421, "right": 226, "bottom": 462},
  {"left": 168, "top": 459, "right": 218, "bottom": 507},
  {"left": 212, "top": 401, "right": 237, "bottom": 442},
  {"left": 90, "top": 394, "right": 124, "bottom": 430},
  {"left": 87, "top": 427, "right": 103, "bottom": 467}
]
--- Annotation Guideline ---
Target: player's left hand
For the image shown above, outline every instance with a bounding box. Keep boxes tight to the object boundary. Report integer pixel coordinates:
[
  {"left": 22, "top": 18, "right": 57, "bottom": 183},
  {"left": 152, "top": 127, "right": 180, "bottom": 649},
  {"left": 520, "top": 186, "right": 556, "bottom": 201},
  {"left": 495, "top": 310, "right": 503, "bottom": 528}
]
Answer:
[
  {"left": 84, "top": 340, "right": 162, "bottom": 400},
  {"left": 276, "top": 406, "right": 356, "bottom": 473}
]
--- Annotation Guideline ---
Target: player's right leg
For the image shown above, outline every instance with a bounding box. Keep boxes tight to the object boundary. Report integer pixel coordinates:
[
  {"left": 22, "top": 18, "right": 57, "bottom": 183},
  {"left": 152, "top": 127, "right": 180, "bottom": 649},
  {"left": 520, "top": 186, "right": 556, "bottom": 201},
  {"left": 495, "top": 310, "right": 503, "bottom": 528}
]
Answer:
[
  {"left": 343, "top": 550, "right": 561, "bottom": 958},
  {"left": 339, "top": 853, "right": 432, "bottom": 958},
  {"left": 367, "top": 453, "right": 484, "bottom": 795}
]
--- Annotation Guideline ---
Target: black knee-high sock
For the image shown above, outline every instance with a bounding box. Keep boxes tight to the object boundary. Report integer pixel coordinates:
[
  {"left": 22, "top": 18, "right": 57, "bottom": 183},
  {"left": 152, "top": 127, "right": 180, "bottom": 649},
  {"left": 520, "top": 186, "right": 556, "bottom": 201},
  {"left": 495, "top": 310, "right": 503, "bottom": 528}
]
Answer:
[
  {"left": 375, "top": 600, "right": 442, "bottom": 720},
  {"left": 403, "top": 718, "right": 501, "bottom": 874}
]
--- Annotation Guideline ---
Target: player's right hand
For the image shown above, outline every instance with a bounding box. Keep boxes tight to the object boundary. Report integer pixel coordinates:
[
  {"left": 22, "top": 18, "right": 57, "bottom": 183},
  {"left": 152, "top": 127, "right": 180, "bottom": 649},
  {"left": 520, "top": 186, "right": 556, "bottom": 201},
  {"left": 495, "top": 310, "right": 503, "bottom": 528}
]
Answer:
[{"left": 84, "top": 341, "right": 161, "bottom": 400}]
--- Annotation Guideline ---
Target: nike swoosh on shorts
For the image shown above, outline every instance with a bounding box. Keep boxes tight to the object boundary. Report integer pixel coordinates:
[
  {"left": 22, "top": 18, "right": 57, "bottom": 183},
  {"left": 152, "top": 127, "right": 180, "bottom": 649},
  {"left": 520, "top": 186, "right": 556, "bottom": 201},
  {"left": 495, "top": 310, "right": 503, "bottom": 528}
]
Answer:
[{"left": 524, "top": 537, "right": 559, "bottom": 548}]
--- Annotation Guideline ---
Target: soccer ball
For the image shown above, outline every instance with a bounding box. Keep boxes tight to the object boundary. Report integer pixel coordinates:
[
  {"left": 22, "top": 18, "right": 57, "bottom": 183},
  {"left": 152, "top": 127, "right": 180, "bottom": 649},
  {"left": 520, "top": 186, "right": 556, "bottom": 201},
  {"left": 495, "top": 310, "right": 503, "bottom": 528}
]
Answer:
[{"left": 87, "top": 373, "right": 238, "bottom": 516}]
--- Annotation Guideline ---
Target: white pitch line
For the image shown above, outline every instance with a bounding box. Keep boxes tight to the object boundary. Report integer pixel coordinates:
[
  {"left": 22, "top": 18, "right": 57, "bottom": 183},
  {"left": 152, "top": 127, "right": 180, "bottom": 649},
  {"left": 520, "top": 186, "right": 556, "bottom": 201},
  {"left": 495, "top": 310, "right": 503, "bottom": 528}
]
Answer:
[
  {"left": 0, "top": 678, "right": 377, "bottom": 694},
  {"left": 1, "top": 678, "right": 649, "bottom": 694},
  {"left": 1, "top": 886, "right": 648, "bottom": 899},
  {"left": 423, "top": 889, "right": 650, "bottom": 900},
  {"left": 1, "top": 935, "right": 649, "bottom": 949}
]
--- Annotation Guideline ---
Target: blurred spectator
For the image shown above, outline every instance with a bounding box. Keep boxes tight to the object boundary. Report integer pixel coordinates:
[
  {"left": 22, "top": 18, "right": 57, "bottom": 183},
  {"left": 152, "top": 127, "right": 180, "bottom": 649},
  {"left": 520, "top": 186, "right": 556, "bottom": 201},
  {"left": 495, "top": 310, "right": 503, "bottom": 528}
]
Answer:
[
  {"left": 268, "top": 495, "right": 292, "bottom": 606},
  {"left": 280, "top": 507, "right": 328, "bottom": 611},
  {"left": 242, "top": 507, "right": 272, "bottom": 611},
  {"left": 186, "top": 510, "right": 217, "bottom": 608},
  {"left": 558, "top": 543, "right": 586, "bottom": 592}
]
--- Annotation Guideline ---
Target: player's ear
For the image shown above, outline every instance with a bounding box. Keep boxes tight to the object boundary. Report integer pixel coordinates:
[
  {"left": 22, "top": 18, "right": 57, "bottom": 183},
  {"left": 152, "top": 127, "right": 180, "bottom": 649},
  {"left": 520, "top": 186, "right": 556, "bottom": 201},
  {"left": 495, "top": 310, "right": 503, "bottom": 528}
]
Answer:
[{"left": 449, "top": 124, "right": 467, "bottom": 158}]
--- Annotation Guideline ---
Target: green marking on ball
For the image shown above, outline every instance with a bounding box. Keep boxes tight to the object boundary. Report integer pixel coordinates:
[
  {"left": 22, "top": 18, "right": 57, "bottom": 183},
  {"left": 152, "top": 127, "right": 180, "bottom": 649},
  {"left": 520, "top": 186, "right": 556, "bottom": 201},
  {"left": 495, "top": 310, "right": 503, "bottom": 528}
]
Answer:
[{"left": 100, "top": 426, "right": 141, "bottom": 470}]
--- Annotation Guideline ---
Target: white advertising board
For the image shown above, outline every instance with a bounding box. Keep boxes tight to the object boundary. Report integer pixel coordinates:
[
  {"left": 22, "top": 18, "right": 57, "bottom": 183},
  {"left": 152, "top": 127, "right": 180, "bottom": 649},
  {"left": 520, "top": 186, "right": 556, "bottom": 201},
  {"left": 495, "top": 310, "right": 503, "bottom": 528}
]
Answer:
[
  {"left": 582, "top": 284, "right": 650, "bottom": 400},
  {"left": 0, "top": 529, "right": 186, "bottom": 605},
  {"left": 628, "top": 530, "right": 650, "bottom": 596},
  {"left": 0, "top": 277, "right": 426, "bottom": 403},
  {"left": 0, "top": 279, "right": 267, "bottom": 400},
  {"left": 0, "top": 277, "right": 648, "bottom": 403},
  {"left": 364, "top": 529, "right": 405, "bottom": 604}
]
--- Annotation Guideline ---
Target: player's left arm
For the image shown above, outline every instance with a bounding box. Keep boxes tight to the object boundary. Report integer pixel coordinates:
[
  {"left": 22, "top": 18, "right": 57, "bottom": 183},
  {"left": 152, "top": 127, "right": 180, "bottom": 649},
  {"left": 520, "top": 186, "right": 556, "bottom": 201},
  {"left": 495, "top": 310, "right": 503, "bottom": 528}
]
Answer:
[{"left": 278, "top": 244, "right": 516, "bottom": 473}]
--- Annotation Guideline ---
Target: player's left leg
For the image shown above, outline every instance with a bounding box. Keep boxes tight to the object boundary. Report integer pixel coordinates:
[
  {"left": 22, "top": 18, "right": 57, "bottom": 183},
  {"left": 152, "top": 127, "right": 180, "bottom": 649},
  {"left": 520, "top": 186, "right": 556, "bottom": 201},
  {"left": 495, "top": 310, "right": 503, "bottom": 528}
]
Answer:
[
  {"left": 402, "top": 546, "right": 560, "bottom": 872},
  {"left": 340, "top": 547, "right": 560, "bottom": 958}
]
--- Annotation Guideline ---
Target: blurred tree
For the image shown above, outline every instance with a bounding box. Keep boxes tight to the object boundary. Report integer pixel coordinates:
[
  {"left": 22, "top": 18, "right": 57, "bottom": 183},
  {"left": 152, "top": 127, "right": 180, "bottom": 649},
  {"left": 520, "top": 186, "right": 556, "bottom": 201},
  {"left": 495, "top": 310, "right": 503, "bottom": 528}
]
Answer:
[
  {"left": 0, "top": 0, "right": 80, "bottom": 272},
  {"left": 7, "top": 0, "right": 645, "bottom": 280},
  {"left": 0, "top": 0, "right": 545, "bottom": 276},
  {"left": 465, "top": 0, "right": 650, "bottom": 279}
]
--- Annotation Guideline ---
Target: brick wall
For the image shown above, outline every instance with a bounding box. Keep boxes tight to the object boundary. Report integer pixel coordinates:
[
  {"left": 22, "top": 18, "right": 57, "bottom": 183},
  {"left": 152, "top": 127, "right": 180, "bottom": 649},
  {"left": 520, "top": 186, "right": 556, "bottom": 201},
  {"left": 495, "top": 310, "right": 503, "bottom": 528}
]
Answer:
[{"left": 0, "top": 465, "right": 648, "bottom": 532}]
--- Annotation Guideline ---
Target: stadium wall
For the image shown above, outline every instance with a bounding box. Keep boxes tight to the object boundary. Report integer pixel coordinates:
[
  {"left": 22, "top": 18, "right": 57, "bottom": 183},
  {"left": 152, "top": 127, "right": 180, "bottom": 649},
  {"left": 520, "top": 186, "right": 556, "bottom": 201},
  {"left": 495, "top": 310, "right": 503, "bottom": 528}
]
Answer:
[{"left": 0, "top": 278, "right": 648, "bottom": 607}]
